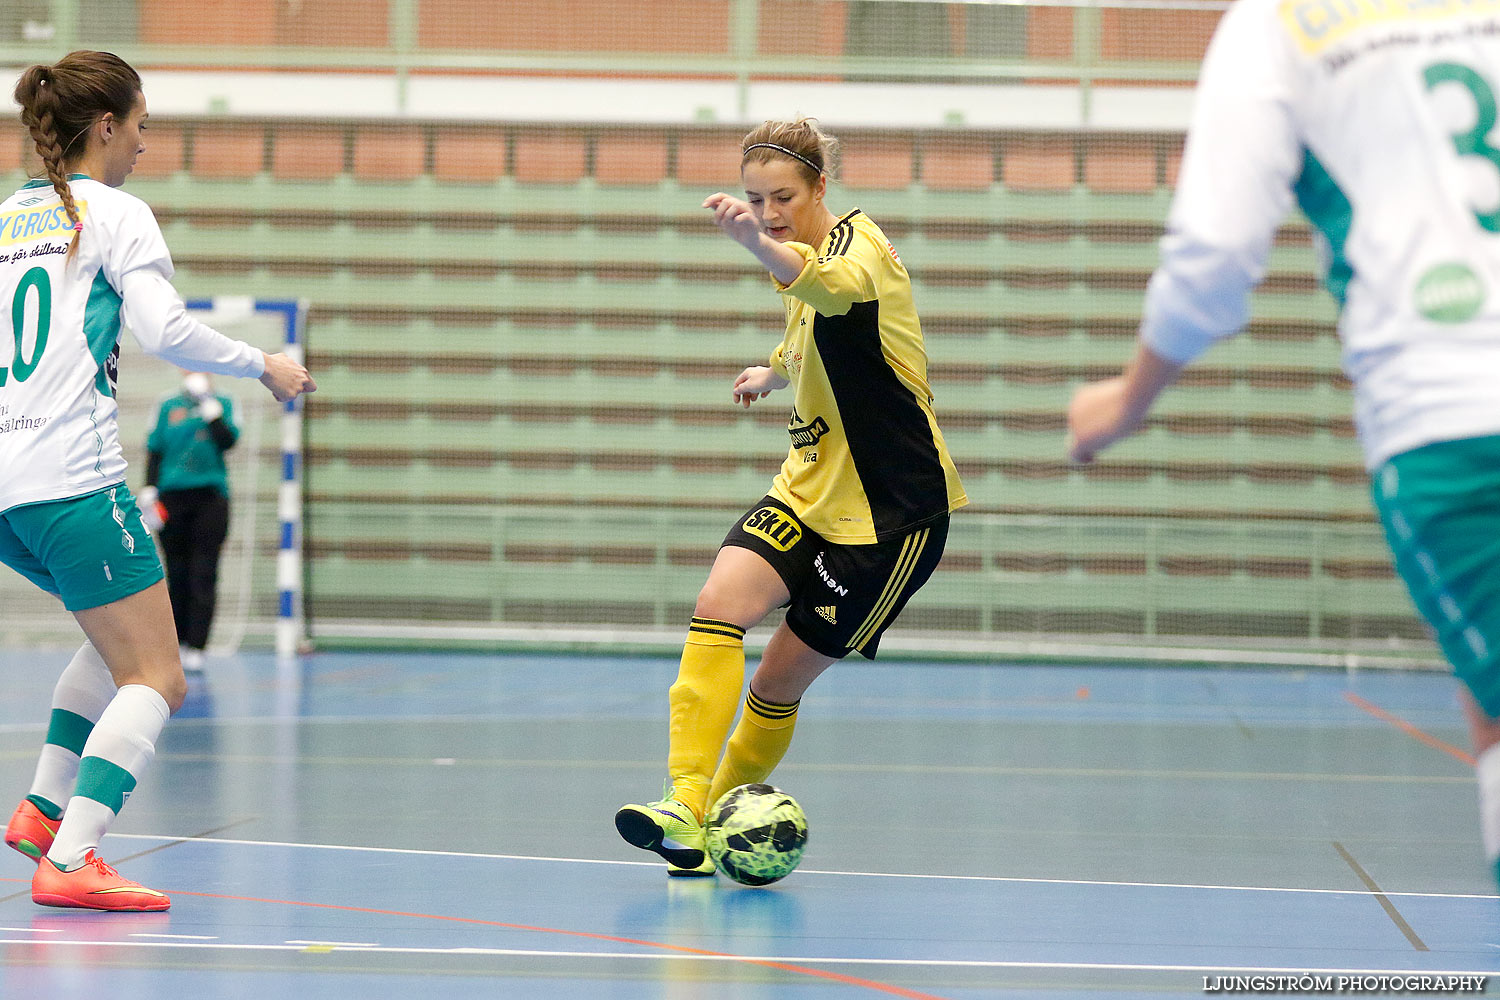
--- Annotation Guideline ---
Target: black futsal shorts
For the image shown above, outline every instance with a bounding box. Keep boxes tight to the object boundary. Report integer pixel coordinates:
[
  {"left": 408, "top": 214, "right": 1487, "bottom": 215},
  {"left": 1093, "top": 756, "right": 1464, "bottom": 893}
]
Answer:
[{"left": 720, "top": 495, "right": 948, "bottom": 659}]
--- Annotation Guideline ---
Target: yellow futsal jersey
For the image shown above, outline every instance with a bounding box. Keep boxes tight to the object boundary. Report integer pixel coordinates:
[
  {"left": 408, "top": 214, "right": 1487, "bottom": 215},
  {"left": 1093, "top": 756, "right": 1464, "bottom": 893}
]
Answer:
[{"left": 766, "top": 209, "right": 966, "bottom": 544}]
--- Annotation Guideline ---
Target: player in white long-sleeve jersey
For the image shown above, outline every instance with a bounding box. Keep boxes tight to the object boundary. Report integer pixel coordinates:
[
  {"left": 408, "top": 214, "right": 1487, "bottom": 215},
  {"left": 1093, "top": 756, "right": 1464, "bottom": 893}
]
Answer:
[
  {"left": 0, "top": 51, "right": 315, "bottom": 910},
  {"left": 1068, "top": 0, "right": 1500, "bottom": 885}
]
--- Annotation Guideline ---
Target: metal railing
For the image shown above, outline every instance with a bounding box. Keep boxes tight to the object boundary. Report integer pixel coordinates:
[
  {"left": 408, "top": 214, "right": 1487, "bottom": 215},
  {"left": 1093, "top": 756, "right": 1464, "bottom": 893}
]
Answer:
[{"left": 1, "top": 0, "right": 1216, "bottom": 124}]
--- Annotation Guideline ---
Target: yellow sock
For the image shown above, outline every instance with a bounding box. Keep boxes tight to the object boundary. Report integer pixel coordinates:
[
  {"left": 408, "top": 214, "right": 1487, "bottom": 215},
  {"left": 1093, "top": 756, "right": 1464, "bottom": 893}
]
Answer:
[
  {"left": 667, "top": 617, "right": 746, "bottom": 821},
  {"left": 706, "top": 687, "right": 800, "bottom": 810}
]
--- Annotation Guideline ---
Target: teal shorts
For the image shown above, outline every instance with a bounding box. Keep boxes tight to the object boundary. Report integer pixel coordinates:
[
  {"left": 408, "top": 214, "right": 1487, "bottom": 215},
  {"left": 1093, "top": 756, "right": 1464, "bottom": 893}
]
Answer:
[
  {"left": 1371, "top": 434, "right": 1500, "bottom": 715},
  {"left": 0, "top": 483, "right": 165, "bottom": 612}
]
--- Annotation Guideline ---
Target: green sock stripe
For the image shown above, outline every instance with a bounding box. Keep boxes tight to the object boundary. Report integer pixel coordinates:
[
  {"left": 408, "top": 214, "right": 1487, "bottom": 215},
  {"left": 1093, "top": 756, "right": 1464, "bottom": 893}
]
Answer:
[
  {"left": 45, "top": 709, "right": 95, "bottom": 756},
  {"left": 72, "top": 756, "right": 137, "bottom": 815},
  {"left": 25, "top": 794, "right": 63, "bottom": 821}
]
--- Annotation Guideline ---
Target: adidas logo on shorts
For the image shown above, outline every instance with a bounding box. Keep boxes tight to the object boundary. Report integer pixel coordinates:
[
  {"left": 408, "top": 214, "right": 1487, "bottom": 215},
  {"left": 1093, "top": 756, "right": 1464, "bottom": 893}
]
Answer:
[{"left": 815, "top": 605, "right": 837, "bottom": 624}]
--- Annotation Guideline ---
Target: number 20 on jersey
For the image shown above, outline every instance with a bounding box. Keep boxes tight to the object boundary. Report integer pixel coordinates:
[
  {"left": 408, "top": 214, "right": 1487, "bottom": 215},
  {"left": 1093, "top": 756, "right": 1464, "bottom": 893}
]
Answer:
[{"left": 2, "top": 266, "right": 51, "bottom": 387}]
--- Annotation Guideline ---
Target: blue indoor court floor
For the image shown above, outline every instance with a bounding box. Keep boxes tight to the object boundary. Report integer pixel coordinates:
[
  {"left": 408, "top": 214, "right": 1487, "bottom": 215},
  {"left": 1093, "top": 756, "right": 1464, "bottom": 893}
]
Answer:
[{"left": 0, "top": 647, "right": 1495, "bottom": 999}]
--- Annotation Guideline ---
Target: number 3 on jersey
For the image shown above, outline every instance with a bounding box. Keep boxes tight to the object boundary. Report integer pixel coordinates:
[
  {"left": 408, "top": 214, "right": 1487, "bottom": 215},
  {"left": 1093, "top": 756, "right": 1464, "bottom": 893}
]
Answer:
[
  {"left": 1425, "top": 61, "right": 1500, "bottom": 234},
  {"left": 2, "top": 266, "right": 51, "bottom": 387}
]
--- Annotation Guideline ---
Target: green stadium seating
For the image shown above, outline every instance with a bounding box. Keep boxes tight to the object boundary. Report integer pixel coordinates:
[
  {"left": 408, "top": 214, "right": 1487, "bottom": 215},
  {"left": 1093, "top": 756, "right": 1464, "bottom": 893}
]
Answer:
[{"left": 0, "top": 118, "right": 1410, "bottom": 646}]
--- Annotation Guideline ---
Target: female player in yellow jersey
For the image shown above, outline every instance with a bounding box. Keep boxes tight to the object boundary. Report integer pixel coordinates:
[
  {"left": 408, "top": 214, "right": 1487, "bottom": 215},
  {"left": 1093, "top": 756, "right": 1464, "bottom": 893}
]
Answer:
[{"left": 616, "top": 118, "right": 966, "bottom": 875}]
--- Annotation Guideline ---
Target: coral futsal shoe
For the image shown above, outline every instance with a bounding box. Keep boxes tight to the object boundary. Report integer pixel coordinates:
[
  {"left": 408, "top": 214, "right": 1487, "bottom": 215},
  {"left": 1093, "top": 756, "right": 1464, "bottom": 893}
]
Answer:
[
  {"left": 32, "top": 851, "right": 171, "bottom": 911},
  {"left": 5, "top": 799, "right": 59, "bottom": 862}
]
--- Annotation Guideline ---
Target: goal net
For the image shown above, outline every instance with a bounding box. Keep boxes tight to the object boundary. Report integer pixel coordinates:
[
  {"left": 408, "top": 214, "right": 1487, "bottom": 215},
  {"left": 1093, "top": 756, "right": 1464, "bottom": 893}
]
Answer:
[{"left": 0, "top": 299, "right": 301, "bottom": 655}]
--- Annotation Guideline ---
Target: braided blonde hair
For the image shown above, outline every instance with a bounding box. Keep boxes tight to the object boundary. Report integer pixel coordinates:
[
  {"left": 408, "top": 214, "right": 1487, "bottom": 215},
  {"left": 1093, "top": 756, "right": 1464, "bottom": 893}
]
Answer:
[{"left": 13, "top": 51, "right": 142, "bottom": 259}]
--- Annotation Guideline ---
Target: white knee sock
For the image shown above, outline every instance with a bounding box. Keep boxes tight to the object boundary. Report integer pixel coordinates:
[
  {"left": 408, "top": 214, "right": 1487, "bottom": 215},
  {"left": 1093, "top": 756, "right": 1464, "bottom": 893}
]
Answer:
[
  {"left": 46, "top": 684, "right": 170, "bottom": 870},
  {"left": 27, "top": 642, "right": 117, "bottom": 819},
  {"left": 1476, "top": 743, "right": 1500, "bottom": 862}
]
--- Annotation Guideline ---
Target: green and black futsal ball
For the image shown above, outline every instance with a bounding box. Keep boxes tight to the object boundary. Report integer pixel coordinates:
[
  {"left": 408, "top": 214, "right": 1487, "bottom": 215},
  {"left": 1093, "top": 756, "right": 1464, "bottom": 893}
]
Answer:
[{"left": 704, "top": 783, "right": 808, "bottom": 886}]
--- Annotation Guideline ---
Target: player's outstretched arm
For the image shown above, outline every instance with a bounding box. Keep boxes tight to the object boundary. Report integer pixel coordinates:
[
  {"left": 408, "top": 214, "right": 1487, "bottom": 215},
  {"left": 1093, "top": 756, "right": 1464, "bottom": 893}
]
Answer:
[
  {"left": 732, "top": 366, "right": 789, "bottom": 408},
  {"left": 1066, "top": 343, "right": 1182, "bottom": 464},
  {"left": 703, "top": 192, "right": 806, "bottom": 285},
  {"left": 120, "top": 270, "right": 265, "bottom": 375},
  {"left": 259, "top": 352, "right": 318, "bottom": 402},
  {"left": 120, "top": 270, "right": 316, "bottom": 401}
]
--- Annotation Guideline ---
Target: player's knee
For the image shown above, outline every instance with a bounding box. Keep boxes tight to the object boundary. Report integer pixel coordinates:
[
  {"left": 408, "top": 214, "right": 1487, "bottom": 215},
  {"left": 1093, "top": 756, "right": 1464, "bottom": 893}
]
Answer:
[
  {"left": 693, "top": 582, "right": 726, "bottom": 620},
  {"left": 748, "top": 664, "right": 816, "bottom": 706},
  {"left": 693, "top": 581, "right": 757, "bottom": 628},
  {"left": 698, "top": 568, "right": 786, "bottom": 621},
  {"left": 157, "top": 672, "right": 187, "bottom": 714}
]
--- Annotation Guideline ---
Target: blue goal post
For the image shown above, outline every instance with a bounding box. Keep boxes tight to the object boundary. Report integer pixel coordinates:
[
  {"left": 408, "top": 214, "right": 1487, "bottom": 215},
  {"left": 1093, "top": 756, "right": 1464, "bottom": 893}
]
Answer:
[{"left": 185, "top": 298, "right": 308, "bottom": 660}]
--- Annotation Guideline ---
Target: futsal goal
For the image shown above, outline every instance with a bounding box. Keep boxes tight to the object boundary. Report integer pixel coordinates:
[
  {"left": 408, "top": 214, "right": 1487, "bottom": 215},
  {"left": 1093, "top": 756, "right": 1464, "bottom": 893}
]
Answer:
[{"left": 0, "top": 298, "right": 306, "bottom": 660}]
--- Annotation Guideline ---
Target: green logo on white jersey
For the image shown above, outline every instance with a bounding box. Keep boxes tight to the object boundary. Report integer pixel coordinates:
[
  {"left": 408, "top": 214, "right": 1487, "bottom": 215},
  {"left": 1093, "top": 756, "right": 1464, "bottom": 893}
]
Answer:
[{"left": 1415, "top": 262, "right": 1485, "bottom": 323}]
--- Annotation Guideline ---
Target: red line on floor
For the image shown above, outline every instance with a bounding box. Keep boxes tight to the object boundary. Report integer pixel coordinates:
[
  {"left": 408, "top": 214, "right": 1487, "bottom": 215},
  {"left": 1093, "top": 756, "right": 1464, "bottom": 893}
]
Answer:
[
  {"left": 1343, "top": 691, "right": 1475, "bottom": 767},
  {"left": 165, "top": 888, "right": 950, "bottom": 1000}
]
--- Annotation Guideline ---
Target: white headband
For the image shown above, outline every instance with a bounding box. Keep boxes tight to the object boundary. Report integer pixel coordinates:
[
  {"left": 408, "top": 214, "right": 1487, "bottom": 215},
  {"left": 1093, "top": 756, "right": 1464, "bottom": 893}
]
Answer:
[{"left": 743, "top": 142, "right": 823, "bottom": 176}]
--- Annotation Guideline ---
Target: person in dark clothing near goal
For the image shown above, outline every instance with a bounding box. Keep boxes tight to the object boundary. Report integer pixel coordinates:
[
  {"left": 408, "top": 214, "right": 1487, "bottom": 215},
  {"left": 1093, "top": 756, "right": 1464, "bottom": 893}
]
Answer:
[{"left": 140, "top": 371, "right": 239, "bottom": 672}]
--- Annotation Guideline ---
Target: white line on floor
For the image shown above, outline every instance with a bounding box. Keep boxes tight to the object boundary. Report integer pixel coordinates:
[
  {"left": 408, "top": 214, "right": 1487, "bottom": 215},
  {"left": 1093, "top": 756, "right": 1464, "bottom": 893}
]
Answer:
[
  {"left": 102, "top": 832, "right": 1499, "bottom": 900},
  {"left": 0, "top": 936, "right": 1493, "bottom": 977},
  {"left": 130, "top": 933, "right": 220, "bottom": 940}
]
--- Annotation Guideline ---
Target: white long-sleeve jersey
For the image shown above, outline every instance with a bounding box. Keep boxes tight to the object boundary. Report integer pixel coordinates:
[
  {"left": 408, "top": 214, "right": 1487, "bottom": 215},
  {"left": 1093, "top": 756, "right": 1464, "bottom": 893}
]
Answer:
[
  {"left": 0, "top": 177, "right": 264, "bottom": 513},
  {"left": 1142, "top": 0, "right": 1500, "bottom": 469}
]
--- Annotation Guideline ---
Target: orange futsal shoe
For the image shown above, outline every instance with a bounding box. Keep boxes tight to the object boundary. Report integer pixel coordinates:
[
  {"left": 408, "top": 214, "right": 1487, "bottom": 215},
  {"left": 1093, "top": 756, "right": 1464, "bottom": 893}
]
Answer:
[
  {"left": 5, "top": 799, "right": 59, "bottom": 862},
  {"left": 32, "top": 850, "right": 171, "bottom": 911}
]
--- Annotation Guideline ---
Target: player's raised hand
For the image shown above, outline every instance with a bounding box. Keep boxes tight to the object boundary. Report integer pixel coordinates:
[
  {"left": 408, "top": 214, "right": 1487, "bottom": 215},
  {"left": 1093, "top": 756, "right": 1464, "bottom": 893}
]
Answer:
[
  {"left": 1065, "top": 376, "right": 1141, "bottom": 464},
  {"left": 704, "top": 192, "right": 766, "bottom": 250},
  {"left": 1066, "top": 344, "right": 1182, "bottom": 463},
  {"left": 732, "top": 366, "right": 789, "bottom": 408},
  {"left": 259, "top": 352, "right": 318, "bottom": 402}
]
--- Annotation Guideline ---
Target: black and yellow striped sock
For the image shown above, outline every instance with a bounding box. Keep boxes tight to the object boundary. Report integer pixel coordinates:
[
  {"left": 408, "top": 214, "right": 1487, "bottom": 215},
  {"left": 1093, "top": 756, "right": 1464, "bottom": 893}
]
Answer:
[
  {"left": 706, "top": 687, "right": 800, "bottom": 810},
  {"left": 666, "top": 617, "right": 746, "bottom": 821}
]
